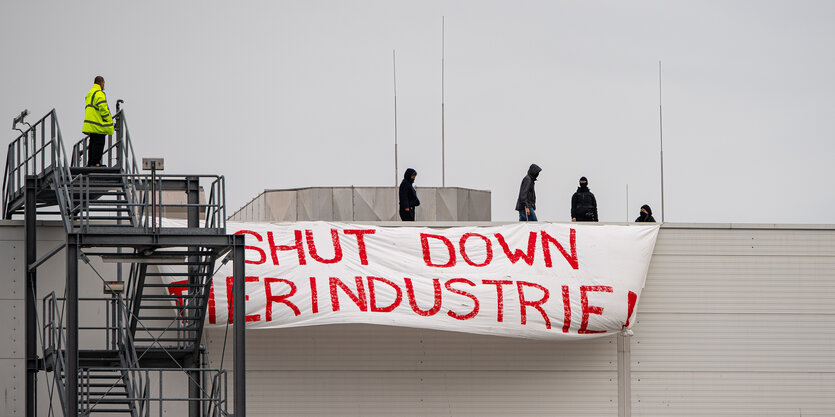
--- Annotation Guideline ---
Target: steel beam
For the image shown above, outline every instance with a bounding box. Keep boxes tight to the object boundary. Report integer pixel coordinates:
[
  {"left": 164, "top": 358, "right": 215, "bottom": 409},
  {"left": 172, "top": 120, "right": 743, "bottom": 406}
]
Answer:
[
  {"left": 25, "top": 176, "right": 37, "bottom": 417},
  {"left": 233, "top": 234, "right": 246, "bottom": 417},
  {"left": 66, "top": 236, "right": 79, "bottom": 417},
  {"left": 187, "top": 176, "right": 200, "bottom": 417}
]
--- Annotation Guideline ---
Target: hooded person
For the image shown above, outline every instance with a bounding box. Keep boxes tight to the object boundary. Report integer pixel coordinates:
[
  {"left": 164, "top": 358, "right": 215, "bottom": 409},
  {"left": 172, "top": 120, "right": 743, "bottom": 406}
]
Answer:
[
  {"left": 515, "top": 164, "right": 541, "bottom": 221},
  {"left": 635, "top": 204, "right": 656, "bottom": 223},
  {"left": 399, "top": 168, "right": 420, "bottom": 221},
  {"left": 571, "top": 176, "right": 598, "bottom": 222}
]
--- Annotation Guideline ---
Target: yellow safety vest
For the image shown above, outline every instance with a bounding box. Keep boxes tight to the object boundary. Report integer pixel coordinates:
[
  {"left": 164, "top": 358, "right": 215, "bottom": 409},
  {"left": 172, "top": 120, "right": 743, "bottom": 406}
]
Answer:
[{"left": 82, "top": 84, "right": 114, "bottom": 135}]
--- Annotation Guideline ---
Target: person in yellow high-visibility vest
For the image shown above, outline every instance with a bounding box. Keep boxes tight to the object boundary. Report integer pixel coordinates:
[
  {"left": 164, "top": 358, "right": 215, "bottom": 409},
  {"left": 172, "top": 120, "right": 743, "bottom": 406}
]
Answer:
[{"left": 82, "top": 76, "right": 114, "bottom": 167}]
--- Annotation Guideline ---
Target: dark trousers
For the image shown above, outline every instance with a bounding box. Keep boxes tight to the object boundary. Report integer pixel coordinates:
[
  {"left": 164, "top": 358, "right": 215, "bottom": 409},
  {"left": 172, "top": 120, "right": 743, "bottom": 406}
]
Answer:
[
  {"left": 87, "top": 134, "right": 106, "bottom": 166},
  {"left": 399, "top": 207, "right": 415, "bottom": 221}
]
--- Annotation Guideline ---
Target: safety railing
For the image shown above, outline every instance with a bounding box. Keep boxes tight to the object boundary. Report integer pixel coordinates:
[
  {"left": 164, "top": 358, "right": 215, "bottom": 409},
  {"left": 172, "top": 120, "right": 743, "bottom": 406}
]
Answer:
[
  {"left": 79, "top": 368, "right": 229, "bottom": 417},
  {"left": 67, "top": 173, "right": 226, "bottom": 233},
  {"left": 43, "top": 292, "right": 68, "bottom": 411},
  {"left": 2, "top": 110, "right": 76, "bottom": 231}
]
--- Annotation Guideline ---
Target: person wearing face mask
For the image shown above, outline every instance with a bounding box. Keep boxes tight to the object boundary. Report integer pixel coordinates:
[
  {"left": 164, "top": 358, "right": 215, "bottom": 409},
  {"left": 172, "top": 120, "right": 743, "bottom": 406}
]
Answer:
[
  {"left": 571, "top": 176, "right": 598, "bottom": 222},
  {"left": 399, "top": 168, "right": 420, "bottom": 221},
  {"left": 515, "top": 164, "right": 541, "bottom": 221},
  {"left": 635, "top": 204, "right": 656, "bottom": 222}
]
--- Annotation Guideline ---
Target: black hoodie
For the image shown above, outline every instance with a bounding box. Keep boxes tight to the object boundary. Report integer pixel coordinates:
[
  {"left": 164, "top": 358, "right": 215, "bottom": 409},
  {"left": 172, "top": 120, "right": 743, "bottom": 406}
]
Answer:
[
  {"left": 635, "top": 204, "right": 656, "bottom": 222},
  {"left": 399, "top": 168, "right": 420, "bottom": 210},
  {"left": 571, "top": 184, "right": 598, "bottom": 221},
  {"left": 515, "top": 164, "right": 541, "bottom": 211}
]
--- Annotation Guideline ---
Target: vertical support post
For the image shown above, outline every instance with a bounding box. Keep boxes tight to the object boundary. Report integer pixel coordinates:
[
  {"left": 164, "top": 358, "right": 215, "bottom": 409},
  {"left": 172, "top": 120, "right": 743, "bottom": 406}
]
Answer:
[
  {"left": 232, "top": 235, "right": 246, "bottom": 417},
  {"left": 617, "top": 334, "right": 632, "bottom": 417},
  {"left": 186, "top": 176, "right": 201, "bottom": 417},
  {"left": 25, "top": 176, "right": 37, "bottom": 417},
  {"left": 66, "top": 235, "right": 79, "bottom": 417}
]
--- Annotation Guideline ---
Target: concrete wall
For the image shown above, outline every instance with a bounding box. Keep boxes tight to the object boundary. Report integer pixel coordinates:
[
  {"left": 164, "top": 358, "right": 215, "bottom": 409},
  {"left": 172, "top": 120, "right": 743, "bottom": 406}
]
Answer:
[
  {"left": 228, "top": 187, "right": 492, "bottom": 222},
  {"left": 2, "top": 222, "right": 834, "bottom": 416}
]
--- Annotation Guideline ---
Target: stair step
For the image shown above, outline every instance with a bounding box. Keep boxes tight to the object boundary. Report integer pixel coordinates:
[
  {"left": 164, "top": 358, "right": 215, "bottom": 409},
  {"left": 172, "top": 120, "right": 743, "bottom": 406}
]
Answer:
[
  {"left": 134, "top": 337, "right": 199, "bottom": 342},
  {"left": 137, "top": 315, "right": 198, "bottom": 320},
  {"left": 86, "top": 391, "right": 129, "bottom": 397},
  {"left": 139, "top": 305, "right": 204, "bottom": 309},
  {"left": 143, "top": 283, "right": 206, "bottom": 288},
  {"left": 83, "top": 408, "right": 133, "bottom": 413},
  {"left": 87, "top": 200, "right": 129, "bottom": 205}
]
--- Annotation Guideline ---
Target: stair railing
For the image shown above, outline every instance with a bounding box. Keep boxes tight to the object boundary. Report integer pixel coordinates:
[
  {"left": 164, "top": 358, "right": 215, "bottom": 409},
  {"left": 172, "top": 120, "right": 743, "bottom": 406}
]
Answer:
[
  {"left": 2, "top": 110, "right": 76, "bottom": 233},
  {"left": 42, "top": 292, "right": 68, "bottom": 413}
]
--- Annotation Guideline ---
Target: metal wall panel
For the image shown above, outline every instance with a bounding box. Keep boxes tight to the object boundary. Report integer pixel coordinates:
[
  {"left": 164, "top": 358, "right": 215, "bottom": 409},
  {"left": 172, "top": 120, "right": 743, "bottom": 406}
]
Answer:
[
  {"left": 632, "top": 372, "right": 835, "bottom": 416},
  {"left": 332, "top": 188, "right": 354, "bottom": 220},
  {"left": 469, "top": 190, "right": 492, "bottom": 222},
  {"left": 632, "top": 314, "right": 835, "bottom": 372},
  {"left": 236, "top": 370, "right": 617, "bottom": 417},
  {"left": 436, "top": 188, "right": 458, "bottom": 220},
  {"left": 205, "top": 325, "right": 617, "bottom": 372},
  {"left": 0, "top": 241, "right": 23, "bottom": 297},
  {"left": 0, "top": 359, "right": 23, "bottom": 415},
  {"left": 266, "top": 190, "right": 297, "bottom": 221},
  {"left": 353, "top": 188, "right": 398, "bottom": 221},
  {"left": 0, "top": 301, "right": 22, "bottom": 358},
  {"left": 655, "top": 227, "right": 835, "bottom": 256},
  {"left": 296, "top": 188, "right": 335, "bottom": 221},
  {"left": 414, "top": 187, "right": 437, "bottom": 221},
  {"left": 642, "top": 254, "right": 835, "bottom": 313}
]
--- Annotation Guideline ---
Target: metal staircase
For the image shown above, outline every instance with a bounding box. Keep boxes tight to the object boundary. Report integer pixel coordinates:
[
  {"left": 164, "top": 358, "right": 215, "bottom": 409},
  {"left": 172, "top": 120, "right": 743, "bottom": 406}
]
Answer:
[{"left": 4, "top": 109, "right": 247, "bottom": 416}]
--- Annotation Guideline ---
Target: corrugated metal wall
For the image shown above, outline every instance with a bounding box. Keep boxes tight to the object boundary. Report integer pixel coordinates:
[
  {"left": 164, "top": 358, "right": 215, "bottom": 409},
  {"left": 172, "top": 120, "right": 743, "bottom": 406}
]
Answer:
[{"left": 2, "top": 222, "right": 834, "bottom": 416}]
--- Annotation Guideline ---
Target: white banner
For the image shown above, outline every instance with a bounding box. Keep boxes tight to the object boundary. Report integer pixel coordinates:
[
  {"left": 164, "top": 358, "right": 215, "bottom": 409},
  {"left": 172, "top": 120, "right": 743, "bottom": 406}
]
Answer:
[{"left": 159, "top": 221, "right": 659, "bottom": 340}]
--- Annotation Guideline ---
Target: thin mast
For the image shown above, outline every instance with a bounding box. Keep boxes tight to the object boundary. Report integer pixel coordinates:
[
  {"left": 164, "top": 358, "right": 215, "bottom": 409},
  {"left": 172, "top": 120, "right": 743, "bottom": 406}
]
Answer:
[
  {"left": 441, "top": 16, "right": 446, "bottom": 187},
  {"left": 659, "top": 61, "right": 665, "bottom": 222},
  {"left": 393, "top": 50, "right": 399, "bottom": 186}
]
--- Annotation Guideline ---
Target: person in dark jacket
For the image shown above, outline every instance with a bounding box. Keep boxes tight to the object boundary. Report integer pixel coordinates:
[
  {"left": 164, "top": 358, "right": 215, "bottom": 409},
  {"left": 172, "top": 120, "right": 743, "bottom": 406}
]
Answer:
[
  {"left": 635, "top": 204, "right": 656, "bottom": 222},
  {"left": 515, "top": 164, "right": 541, "bottom": 221},
  {"left": 399, "top": 168, "right": 420, "bottom": 221},
  {"left": 571, "top": 176, "right": 598, "bottom": 222}
]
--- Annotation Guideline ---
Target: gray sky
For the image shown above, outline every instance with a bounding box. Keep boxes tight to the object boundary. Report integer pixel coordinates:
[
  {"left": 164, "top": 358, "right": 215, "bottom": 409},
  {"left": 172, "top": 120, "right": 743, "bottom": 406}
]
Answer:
[{"left": 2, "top": 0, "right": 834, "bottom": 223}]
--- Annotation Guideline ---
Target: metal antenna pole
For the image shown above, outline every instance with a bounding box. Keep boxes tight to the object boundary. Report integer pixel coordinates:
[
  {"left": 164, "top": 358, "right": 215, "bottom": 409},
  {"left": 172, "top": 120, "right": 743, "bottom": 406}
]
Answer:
[
  {"left": 659, "top": 61, "right": 665, "bottom": 222},
  {"left": 441, "top": 16, "right": 446, "bottom": 187},
  {"left": 393, "top": 50, "right": 399, "bottom": 186},
  {"left": 626, "top": 184, "right": 629, "bottom": 222}
]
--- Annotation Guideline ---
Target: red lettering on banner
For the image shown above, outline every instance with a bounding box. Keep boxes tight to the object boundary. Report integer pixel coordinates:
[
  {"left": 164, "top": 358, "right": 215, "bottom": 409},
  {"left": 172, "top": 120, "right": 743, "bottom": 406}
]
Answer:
[
  {"left": 623, "top": 291, "right": 638, "bottom": 329},
  {"left": 444, "top": 278, "right": 480, "bottom": 320},
  {"left": 267, "top": 230, "right": 306, "bottom": 265},
  {"left": 367, "top": 276, "right": 403, "bottom": 313},
  {"left": 459, "top": 233, "right": 493, "bottom": 267},
  {"left": 225, "top": 276, "right": 262, "bottom": 323},
  {"left": 561, "top": 285, "right": 571, "bottom": 333},
  {"left": 310, "top": 277, "right": 319, "bottom": 314},
  {"left": 541, "top": 229, "right": 579, "bottom": 269},
  {"left": 264, "top": 278, "right": 300, "bottom": 321},
  {"left": 208, "top": 280, "right": 216, "bottom": 324},
  {"left": 421, "top": 234, "right": 456, "bottom": 267},
  {"left": 516, "top": 281, "right": 551, "bottom": 329},
  {"left": 235, "top": 230, "right": 266, "bottom": 265},
  {"left": 495, "top": 232, "right": 537, "bottom": 266},
  {"left": 579, "top": 285, "right": 613, "bottom": 334},
  {"left": 404, "top": 278, "right": 443, "bottom": 316},
  {"left": 306, "top": 229, "right": 343, "bottom": 264},
  {"left": 329, "top": 276, "right": 368, "bottom": 312},
  {"left": 343, "top": 229, "right": 375, "bottom": 265},
  {"left": 482, "top": 280, "right": 513, "bottom": 322}
]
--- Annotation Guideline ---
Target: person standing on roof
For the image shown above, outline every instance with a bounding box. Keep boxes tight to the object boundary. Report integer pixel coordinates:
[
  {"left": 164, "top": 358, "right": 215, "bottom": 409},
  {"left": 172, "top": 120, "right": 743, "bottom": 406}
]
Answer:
[
  {"left": 635, "top": 204, "right": 656, "bottom": 222},
  {"left": 82, "top": 76, "right": 114, "bottom": 167},
  {"left": 515, "top": 164, "right": 541, "bottom": 221},
  {"left": 399, "top": 168, "right": 420, "bottom": 221},
  {"left": 571, "top": 176, "right": 598, "bottom": 222}
]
